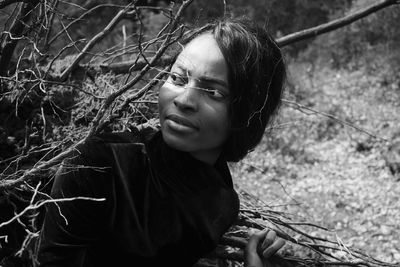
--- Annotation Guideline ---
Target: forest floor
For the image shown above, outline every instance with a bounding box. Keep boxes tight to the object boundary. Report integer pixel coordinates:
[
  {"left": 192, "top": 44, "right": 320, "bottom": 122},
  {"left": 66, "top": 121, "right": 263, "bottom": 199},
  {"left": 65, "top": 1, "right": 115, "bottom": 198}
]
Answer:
[{"left": 231, "top": 62, "right": 400, "bottom": 264}]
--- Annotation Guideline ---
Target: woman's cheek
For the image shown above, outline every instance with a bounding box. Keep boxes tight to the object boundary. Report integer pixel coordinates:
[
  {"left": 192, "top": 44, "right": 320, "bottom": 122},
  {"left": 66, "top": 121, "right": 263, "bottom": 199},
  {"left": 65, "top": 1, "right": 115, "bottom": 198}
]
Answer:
[{"left": 158, "top": 84, "right": 172, "bottom": 112}]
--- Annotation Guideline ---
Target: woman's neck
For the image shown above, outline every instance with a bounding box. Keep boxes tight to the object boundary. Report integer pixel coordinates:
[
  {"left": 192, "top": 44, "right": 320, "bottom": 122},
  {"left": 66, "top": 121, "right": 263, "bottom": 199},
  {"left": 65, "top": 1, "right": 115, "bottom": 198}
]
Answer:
[{"left": 190, "top": 148, "right": 222, "bottom": 165}]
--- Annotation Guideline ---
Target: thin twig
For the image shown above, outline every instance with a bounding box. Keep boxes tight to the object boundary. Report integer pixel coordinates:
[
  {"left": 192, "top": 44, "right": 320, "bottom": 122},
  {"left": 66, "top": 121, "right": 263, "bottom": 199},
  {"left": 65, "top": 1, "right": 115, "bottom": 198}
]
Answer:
[
  {"left": 282, "top": 99, "right": 388, "bottom": 142},
  {"left": 0, "top": 196, "right": 106, "bottom": 229}
]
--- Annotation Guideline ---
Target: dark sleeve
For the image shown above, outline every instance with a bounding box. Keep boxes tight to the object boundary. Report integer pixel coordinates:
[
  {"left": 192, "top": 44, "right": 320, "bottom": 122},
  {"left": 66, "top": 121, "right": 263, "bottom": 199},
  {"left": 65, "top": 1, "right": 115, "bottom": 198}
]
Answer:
[{"left": 37, "top": 143, "right": 111, "bottom": 267}]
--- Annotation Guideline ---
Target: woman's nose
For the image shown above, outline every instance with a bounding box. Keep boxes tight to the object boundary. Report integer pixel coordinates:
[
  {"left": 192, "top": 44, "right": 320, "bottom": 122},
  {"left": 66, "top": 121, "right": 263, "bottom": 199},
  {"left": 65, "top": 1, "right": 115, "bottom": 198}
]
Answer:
[{"left": 173, "top": 85, "right": 200, "bottom": 112}]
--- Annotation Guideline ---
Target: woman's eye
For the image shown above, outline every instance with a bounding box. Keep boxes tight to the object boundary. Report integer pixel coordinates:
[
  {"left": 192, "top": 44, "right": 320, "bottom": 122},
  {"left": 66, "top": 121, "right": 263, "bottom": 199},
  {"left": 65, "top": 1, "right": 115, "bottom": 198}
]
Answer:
[
  {"left": 169, "top": 73, "right": 186, "bottom": 86},
  {"left": 204, "top": 88, "right": 226, "bottom": 100}
]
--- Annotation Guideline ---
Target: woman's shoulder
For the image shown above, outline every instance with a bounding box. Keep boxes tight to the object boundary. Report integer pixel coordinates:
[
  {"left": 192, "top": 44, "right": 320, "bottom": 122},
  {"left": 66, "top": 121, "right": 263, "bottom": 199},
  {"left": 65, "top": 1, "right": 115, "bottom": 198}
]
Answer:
[
  {"left": 72, "top": 119, "right": 161, "bottom": 165},
  {"left": 92, "top": 119, "right": 160, "bottom": 144}
]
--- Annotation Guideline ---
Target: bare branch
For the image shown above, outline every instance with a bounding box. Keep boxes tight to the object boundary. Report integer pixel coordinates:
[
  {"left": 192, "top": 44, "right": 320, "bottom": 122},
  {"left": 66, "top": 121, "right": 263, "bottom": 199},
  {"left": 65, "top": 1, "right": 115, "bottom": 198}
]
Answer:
[
  {"left": 42, "top": 0, "right": 59, "bottom": 50},
  {"left": 98, "top": 56, "right": 173, "bottom": 74},
  {"left": 94, "top": 66, "right": 169, "bottom": 132},
  {"left": 87, "top": 0, "right": 193, "bottom": 136},
  {"left": 277, "top": 0, "right": 400, "bottom": 47},
  {"left": 0, "top": 0, "right": 39, "bottom": 76},
  {"left": 0, "top": 139, "right": 83, "bottom": 188},
  {"left": 0, "top": 0, "right": 31, "bottom": 9},
  {"left": 58, "top": 4, "right": 134, "bottom": 81},
  {"left": 47, "top": 3, "right": 120, "bottom": 46},
  {"left": 0, "top": 195, "right": 105, "bottom": 229}
]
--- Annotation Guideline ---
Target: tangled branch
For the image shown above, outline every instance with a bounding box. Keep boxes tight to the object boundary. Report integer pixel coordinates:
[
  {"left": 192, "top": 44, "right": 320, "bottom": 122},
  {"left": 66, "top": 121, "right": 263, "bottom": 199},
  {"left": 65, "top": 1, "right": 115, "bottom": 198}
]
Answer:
[{"left": 195, "top": 190, "right": 399, "bottom": 267}]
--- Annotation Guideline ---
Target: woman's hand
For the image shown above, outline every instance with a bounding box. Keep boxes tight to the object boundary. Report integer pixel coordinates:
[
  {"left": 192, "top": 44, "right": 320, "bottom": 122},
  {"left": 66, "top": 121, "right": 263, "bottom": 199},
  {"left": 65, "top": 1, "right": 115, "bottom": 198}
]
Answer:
[{"left": 245, "top": 229, "right": 285, "bottom": 267}]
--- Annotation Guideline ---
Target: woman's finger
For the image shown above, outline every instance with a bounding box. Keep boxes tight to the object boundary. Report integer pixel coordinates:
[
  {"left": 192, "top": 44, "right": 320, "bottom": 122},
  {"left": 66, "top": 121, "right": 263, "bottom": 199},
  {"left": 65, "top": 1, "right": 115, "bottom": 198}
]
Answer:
[
  {"left": 262, "top": 238, "right": 286, "bottom": 258},
  {"left": 261, "top": 230, "right": 277, "bottom": 249},
  {"left": 246, "top": 228, "right": 269, "bottom": 253}
]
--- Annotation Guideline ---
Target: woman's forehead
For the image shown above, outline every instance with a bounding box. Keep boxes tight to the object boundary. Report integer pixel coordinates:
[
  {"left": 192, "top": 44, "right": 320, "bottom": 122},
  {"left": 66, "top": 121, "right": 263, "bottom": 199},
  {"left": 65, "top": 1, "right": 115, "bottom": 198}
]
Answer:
[{"left": 173, "top": 34, "right": 228, "bottom": 81}]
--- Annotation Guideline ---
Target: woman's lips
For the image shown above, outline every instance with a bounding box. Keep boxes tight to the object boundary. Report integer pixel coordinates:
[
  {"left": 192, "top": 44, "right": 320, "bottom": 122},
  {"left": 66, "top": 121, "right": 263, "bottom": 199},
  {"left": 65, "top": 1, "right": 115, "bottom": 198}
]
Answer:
[{"left": 165, "top": 114, "right": 198, "bottom": 131}]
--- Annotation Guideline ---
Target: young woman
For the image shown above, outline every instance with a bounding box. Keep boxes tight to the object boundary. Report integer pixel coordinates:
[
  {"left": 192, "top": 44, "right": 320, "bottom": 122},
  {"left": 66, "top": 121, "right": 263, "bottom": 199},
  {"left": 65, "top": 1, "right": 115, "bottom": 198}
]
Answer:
[{"left": 37, "top": 16, "right": 286, "bottom": 267}]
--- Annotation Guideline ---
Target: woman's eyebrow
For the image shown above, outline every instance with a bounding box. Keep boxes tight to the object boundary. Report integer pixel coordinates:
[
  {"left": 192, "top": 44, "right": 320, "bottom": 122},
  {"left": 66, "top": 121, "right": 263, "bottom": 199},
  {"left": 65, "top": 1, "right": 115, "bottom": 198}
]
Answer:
[
  {"left": 172, "top": 64, "right": 189, "bottom": 76},
  {"left": 174, "top": 63, "right": 228, "bottom": 88},
  {"left": 198, "top": 76, "right": 228, "bottom": 88}
]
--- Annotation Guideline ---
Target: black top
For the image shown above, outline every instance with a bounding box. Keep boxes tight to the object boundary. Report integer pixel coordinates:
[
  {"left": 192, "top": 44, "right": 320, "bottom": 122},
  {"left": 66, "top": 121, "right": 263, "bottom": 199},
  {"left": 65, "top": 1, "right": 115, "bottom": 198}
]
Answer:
[{"left": 38, "top": 126, "right": 239, "bottom": 267}]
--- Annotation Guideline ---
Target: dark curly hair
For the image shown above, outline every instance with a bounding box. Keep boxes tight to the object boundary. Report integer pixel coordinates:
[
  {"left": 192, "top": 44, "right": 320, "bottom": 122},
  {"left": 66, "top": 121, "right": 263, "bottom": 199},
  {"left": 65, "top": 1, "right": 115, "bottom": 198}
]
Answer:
[{"left": 180, "top": 16, "right": 287, "bottom": 162}]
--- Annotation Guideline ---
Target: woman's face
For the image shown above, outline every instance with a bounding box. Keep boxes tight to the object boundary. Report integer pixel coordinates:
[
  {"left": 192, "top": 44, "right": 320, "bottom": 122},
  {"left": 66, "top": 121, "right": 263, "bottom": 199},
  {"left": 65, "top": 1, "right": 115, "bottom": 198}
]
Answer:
[{"left": 158, "top": 33, "right": 230, "bottom": 164}]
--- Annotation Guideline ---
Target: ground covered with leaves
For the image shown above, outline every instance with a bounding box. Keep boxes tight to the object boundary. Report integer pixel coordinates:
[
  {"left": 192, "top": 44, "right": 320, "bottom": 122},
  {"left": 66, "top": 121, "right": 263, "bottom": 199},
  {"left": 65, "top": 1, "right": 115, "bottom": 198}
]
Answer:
[{"left": 231, "top": 62, "right": 400, "bottom": 264}]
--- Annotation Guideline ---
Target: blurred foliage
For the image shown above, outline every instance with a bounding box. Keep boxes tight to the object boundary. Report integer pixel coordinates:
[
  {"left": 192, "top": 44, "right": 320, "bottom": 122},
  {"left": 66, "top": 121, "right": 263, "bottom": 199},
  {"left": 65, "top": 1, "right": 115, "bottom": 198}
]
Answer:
[{"left": 232, "top": 60, "right": 400, "bottom": 263}]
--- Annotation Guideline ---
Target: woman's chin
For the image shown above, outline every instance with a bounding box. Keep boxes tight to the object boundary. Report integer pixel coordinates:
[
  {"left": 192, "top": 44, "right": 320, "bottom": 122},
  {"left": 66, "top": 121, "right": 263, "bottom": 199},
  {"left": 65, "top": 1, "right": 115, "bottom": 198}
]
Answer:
[{"left": 161, "top": 129, "right": 192, "bottom": 152}]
